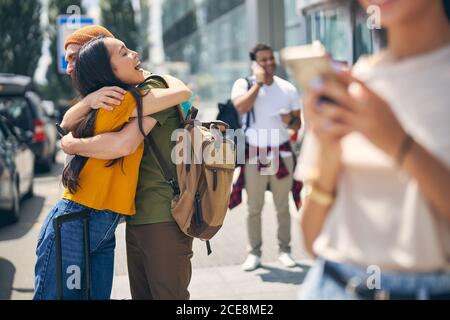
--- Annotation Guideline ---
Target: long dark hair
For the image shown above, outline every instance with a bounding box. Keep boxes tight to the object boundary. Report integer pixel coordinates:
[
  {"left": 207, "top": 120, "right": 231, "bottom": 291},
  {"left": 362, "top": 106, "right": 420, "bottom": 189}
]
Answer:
[{"left": 62, "top": 36, "right": 148, "bottom": 194}]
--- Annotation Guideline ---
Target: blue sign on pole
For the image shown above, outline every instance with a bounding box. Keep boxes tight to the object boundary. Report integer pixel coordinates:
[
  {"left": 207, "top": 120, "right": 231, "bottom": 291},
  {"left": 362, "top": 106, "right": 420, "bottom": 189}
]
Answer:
[{"left": 57, "top": 15, "right": 94, "bottom": 74}]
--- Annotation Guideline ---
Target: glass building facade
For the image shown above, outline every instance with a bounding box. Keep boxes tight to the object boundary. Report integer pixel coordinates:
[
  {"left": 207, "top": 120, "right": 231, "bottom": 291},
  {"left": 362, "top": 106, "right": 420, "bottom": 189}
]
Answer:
[
  {"left": 162, "top": 0, "right": 248, "bottom": 109},
  {"left": 160, "top": 0, "right": 384, "bottom": 111},
  {"left": 284, "top": 0, "right": 304, "bottom": 47},
  {"left": 299, "top": 0, "right": 386, "bottom": 64}
]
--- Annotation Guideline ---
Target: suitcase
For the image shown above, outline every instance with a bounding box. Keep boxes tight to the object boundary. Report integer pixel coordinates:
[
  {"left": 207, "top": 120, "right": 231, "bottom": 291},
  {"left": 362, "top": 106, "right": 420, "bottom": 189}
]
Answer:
[{"left": 53, "top": 210, "right": 91, "bottom": 300}]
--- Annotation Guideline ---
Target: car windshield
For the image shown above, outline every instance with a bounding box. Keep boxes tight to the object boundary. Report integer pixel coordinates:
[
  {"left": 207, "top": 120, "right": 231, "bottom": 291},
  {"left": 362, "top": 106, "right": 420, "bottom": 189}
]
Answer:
[{"left": 0, "top": 96, "right": 33, "bottom": 131}]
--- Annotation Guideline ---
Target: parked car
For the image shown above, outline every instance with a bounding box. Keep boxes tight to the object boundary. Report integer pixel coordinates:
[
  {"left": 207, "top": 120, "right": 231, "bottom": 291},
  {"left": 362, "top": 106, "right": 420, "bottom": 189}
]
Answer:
[
  {"left": 42, "top": 100, "right": 60, "bottom": 122},
  {"left": 0, "top": 73, "right": 57, "bottom": 172},
  {"left": 0, "top": 115, "right": 35, "bottom": 222}
]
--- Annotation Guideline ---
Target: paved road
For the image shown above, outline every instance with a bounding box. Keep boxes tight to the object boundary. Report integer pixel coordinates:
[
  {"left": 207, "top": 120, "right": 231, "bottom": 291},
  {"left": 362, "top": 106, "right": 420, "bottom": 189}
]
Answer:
[{"left": 0, "top": 153, "right": 65, "bottom": 300}]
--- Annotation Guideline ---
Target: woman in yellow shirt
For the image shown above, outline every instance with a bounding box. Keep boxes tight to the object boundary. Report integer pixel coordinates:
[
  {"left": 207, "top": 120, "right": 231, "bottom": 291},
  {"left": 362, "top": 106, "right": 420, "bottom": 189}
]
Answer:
[{"left": 34, "top": 35, "right": 191, "bottom": 300}]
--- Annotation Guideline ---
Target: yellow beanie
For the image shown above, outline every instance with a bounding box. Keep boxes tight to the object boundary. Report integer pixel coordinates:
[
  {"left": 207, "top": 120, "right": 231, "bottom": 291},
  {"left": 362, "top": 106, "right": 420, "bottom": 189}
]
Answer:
[{"left": 64, "top": 25, "right": 114, "bottom": 50}]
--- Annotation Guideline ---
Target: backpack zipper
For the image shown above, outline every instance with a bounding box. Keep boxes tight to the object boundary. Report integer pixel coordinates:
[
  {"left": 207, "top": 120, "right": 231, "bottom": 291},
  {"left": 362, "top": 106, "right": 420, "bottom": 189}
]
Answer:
[
  {"left": 212, "top": 169, "right": 217, "bottom": 191},
  {"left": 194, "top": 192, "right": 202, "bottom": 226}
]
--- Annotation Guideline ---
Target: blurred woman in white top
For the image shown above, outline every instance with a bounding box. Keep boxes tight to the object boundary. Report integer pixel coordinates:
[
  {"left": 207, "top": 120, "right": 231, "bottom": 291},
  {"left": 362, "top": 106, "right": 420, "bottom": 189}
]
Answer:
[{"left": 297, "top": 0, "right": 450, "bottom": 300}]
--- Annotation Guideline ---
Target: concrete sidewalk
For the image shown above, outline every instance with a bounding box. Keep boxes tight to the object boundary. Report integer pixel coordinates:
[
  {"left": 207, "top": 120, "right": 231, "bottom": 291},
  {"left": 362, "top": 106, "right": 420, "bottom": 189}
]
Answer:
[
  {"left": 112, "top": 261, "right": 312, "bottom": 300},
  {"left": 111, "top": 189, "right": 312, "bottom": 300}
]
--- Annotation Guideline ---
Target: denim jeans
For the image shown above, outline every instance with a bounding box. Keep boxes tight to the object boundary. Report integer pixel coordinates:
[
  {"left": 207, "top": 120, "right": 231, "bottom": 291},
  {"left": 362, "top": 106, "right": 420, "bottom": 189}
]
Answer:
[
  {"left": 34, "top": 199, "right": 121, "bottom": 300},
  {"left": 299, "top": 258, "right": 450, "bottom": 300}
]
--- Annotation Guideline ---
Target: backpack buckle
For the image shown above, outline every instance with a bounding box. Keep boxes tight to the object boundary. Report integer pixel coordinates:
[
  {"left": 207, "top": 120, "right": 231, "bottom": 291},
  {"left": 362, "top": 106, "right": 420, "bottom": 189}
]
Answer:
[{"left": 168, "top": 178, "right": 180, "bottom": 196}]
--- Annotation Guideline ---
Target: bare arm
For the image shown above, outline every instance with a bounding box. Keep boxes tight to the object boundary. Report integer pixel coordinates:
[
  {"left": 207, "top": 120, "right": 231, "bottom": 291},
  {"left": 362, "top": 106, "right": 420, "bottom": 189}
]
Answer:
[
  {"left": 336, "top": 73, "right": 450, "bottom": 222},
  {"left": 233, "top": 64, "right": 266, "bottom": 114},
  {"left": 233, "top": 83, "right": 261, "bottom": 114},
  {"left": 61, "top": 75, "right": 191, "bottom": 130},
  {"left": 300, "top": 138, "right": 450, "bottom": 255},
  {"left": 300, "top": 70, "right": 450, "bottom": 258},
  {"left": 60, "top": 86, "right": 126, "bottom": 132},
  {"left": 60, "top": 100, "right": 90, "bottom": 132},
  {"left": 61, "top": 117, "right": 156, "bottom": 160},
  {"left": 61, "top": 75, "right": 190, "bottom": 159},
  {"left": 130, "top": 75, "right": 192, "bottom": 118},
  {"left": 300, "top": 146, "right": 341, "bottom": 256},
  {"left": 402, "top": 141, "right": 450, "bottom": 221},
  {"left": 298, "top": 87, "right": 351, "bottom": 256}
]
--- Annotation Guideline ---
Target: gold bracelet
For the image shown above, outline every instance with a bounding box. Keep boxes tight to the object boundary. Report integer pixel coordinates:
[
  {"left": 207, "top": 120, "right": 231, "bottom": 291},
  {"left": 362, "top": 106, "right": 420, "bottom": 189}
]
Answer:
[{"left": 303, "top": 182, "right": 335, "bottom": 207}]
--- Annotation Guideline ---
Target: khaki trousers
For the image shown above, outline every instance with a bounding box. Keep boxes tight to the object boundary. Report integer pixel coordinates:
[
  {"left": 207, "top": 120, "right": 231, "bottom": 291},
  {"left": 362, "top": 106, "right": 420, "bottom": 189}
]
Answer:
[{"left": 244, "top": 155, "right": 294, "bottom": 257}]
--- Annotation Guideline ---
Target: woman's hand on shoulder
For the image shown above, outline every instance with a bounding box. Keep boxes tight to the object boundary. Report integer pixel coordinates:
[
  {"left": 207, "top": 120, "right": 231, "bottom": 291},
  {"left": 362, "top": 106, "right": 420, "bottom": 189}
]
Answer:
[{"left": 83, "top": 86, "right": 127, "bottom": 111}]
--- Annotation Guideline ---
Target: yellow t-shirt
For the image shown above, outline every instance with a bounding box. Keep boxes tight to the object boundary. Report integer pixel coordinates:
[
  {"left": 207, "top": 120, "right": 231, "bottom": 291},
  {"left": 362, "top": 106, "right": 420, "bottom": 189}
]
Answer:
[{"left": 62, "top": 92, "right": 144, "bottom": 215}]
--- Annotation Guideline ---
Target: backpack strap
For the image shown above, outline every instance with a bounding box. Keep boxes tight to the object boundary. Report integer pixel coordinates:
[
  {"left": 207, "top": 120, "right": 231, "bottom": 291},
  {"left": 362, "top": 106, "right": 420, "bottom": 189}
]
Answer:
[
  {"left": 138, "top": 74, "right": 198, "bottom": 197},
  {"left": 145, "top": 103, "right": 201, "bottom": 196},
  {"left": 206, "top": 240, "right": 212, "bottom": 256}
]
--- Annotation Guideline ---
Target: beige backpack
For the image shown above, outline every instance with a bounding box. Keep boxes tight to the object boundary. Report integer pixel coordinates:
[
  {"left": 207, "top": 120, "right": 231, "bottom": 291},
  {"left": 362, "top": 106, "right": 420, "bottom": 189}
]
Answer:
[{"left": 147, "top": 103, "right": 236, "bottom": 255}]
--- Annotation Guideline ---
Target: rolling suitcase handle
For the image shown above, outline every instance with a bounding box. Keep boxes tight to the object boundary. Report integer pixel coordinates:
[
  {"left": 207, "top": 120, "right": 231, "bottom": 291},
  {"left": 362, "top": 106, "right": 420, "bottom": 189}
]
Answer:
[{"left": 53, "top": 210, "right": 91, "bottom": 300}]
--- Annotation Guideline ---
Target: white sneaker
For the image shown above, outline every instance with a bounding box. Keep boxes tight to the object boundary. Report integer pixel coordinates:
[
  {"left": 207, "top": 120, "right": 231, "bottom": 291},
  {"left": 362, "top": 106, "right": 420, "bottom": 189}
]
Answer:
[
  {"left": 241, "top": 254, "right": 261, "bottom": 271},
  {"left": 278, "top": 252, "right": 296, "bottom": 268}
]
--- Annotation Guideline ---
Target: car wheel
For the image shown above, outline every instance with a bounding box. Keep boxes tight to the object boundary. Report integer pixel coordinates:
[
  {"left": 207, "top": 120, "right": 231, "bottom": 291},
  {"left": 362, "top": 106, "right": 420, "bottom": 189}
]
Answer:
[{"left": 6, "top": 182, "right": 20, "bottom": 223}]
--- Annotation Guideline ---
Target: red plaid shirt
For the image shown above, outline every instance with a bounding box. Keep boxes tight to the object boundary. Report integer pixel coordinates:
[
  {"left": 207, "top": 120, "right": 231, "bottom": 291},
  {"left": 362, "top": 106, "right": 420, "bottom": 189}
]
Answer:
[{"left": 229, "top": 141, "right": 303, "bottom": 210}]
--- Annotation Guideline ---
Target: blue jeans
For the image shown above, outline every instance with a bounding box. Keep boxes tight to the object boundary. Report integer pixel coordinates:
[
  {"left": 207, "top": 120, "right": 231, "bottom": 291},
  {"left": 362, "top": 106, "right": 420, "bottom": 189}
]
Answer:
[
  {"left": 299, "top": 258, "right": 450, "bottom": 300},
  {"left": 34, "top": 199, "right": 121, "bottom": 300}
]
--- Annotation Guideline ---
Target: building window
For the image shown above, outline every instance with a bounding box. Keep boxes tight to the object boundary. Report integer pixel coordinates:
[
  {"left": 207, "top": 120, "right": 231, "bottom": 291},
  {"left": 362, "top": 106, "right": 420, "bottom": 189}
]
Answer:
[
  {"left": 305, "top": 2, "right": 353, "bottom": 64},
  {"left": 353, "top": 3, "right": 374, "bottom": 61},
  {"left": 162, "top": 10, "right": 198, "bottom": 48},
  {"left": 206, "top": 0, "right": 245, "bottom": 24},
  {"left": 284, "top": 0, "right": 303, "bottom": 46},
  {"left": 302, "top": 0, "right": 384, "bottom": 64},
  {"left": 163, "top": 1, "right": 248, "bottom": 107}
]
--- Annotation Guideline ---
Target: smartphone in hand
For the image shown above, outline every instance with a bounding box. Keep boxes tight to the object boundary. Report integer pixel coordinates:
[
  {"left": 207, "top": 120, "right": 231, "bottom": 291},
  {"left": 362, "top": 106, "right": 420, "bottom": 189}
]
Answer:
[
  {"left": 281, "top": 41, "right": 342, "bottom": 107},
  {"left": 252, "top": 62, "right": 266, "bottom": 85},
  {"left": 281, "top": 41, "right": 334, "bottom": 91},
  {"left": 251, "top": 61, "right": 260, "bottom": 72},
  {"left": 55, "top": 123, "right": 67, "bottom": 138}
]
